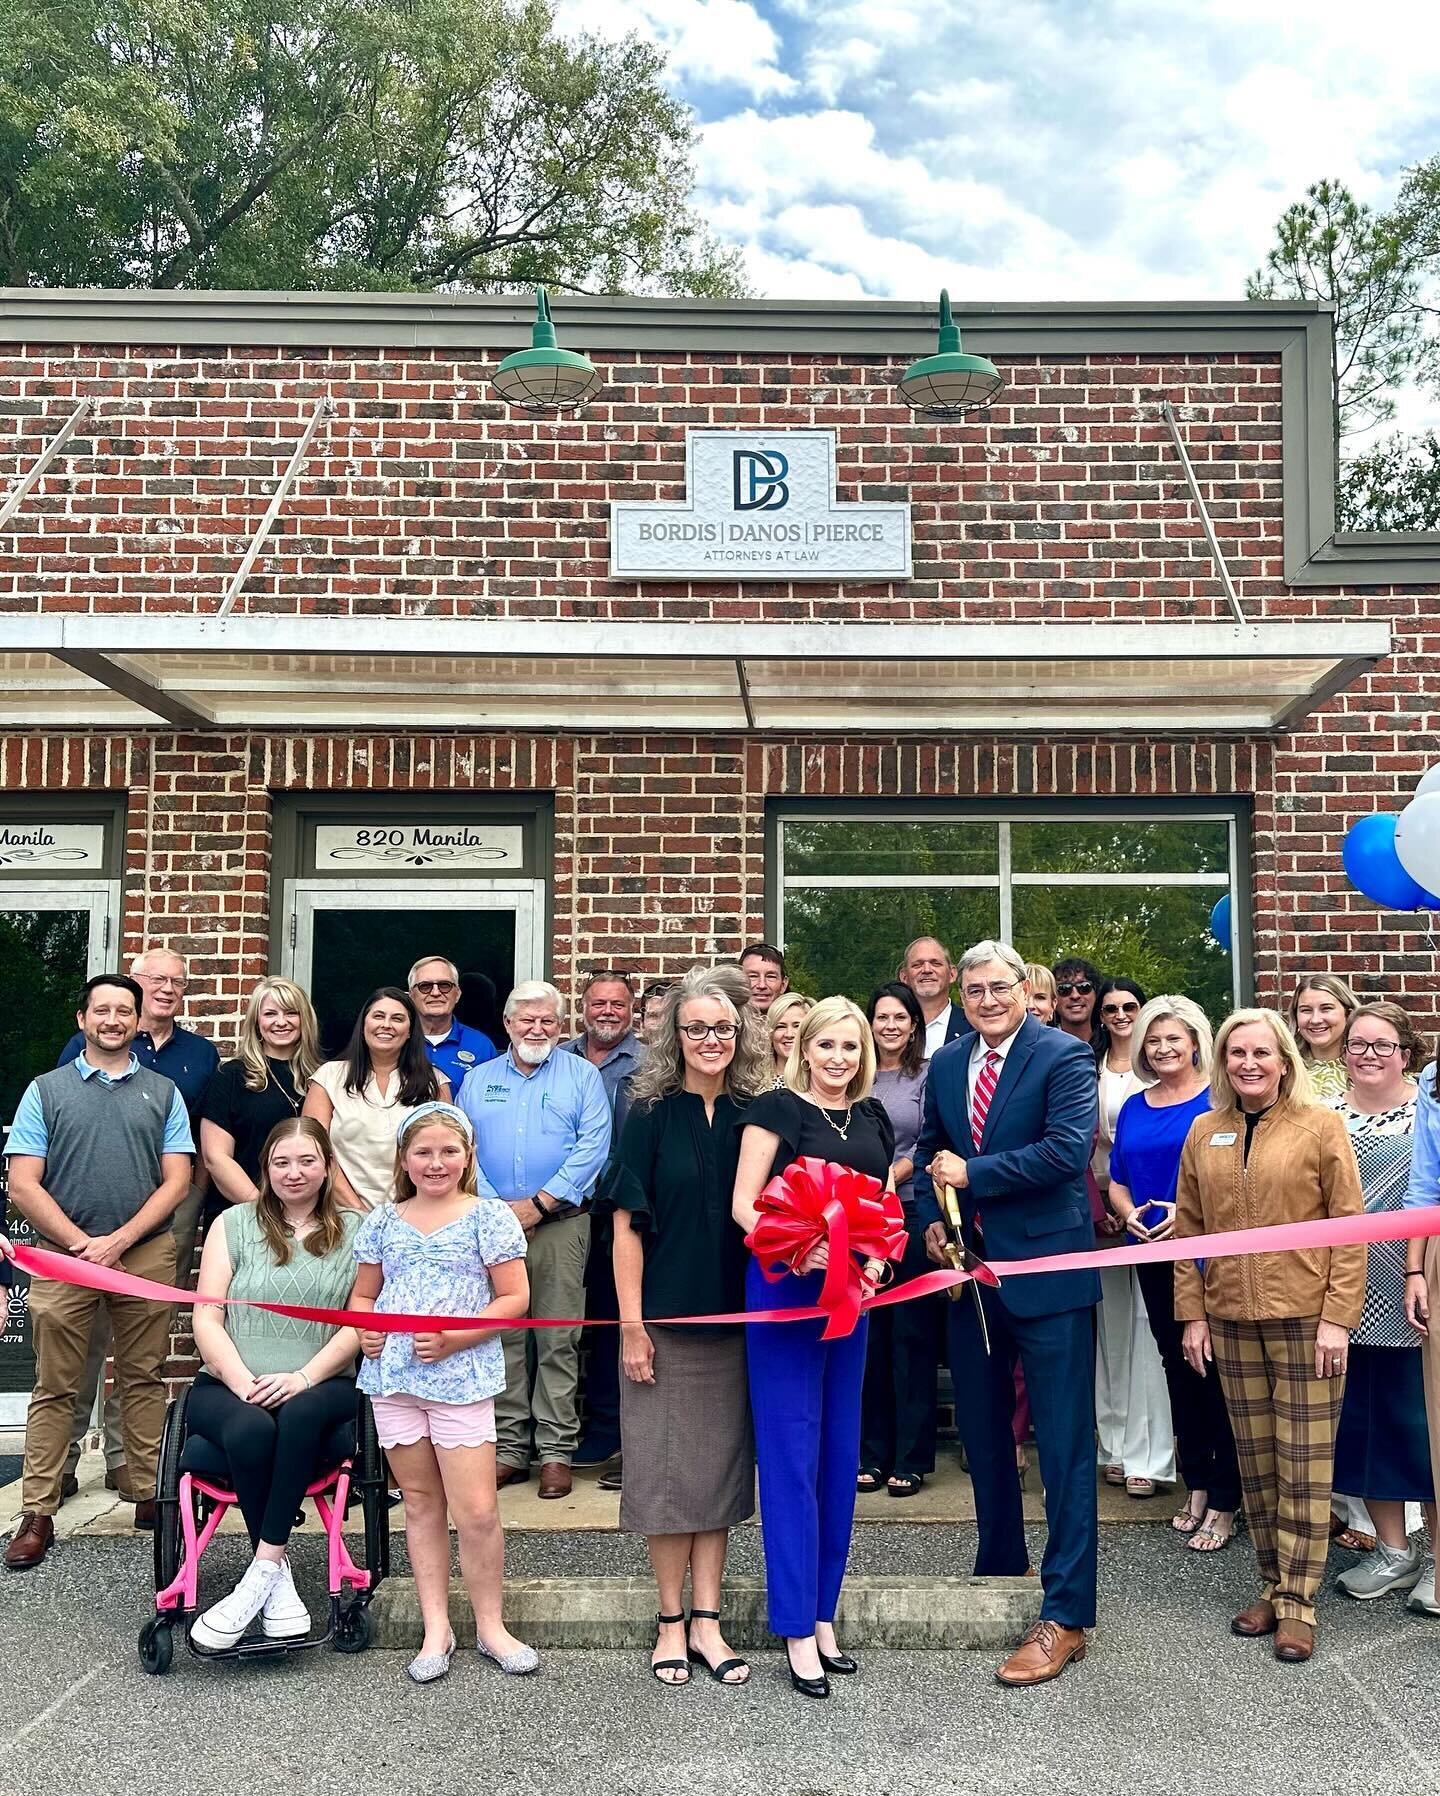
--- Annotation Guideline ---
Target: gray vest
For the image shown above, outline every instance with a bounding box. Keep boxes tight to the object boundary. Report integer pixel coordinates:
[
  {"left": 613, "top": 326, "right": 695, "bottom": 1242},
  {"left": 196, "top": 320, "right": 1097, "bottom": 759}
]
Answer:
[{"left": 32, "top": 1062, "right": 181, "bottom": 1239}]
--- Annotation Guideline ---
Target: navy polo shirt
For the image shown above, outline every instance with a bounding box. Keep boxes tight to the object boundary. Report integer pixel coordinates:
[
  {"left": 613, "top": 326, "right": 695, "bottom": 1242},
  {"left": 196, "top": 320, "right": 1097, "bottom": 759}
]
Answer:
[{"left": 423, "top": 1019, "right": 498, "bottom": 1095}]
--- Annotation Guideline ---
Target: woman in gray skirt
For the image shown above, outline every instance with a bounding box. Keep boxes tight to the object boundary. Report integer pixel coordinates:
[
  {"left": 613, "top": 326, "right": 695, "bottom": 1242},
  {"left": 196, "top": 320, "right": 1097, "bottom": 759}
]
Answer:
[{"left": 601, "top": 967, "right": 770, "bottom": 1688}]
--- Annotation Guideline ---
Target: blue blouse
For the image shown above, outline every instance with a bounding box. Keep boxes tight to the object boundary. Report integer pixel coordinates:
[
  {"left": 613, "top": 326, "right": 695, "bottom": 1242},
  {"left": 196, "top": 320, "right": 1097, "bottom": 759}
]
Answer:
[
  {"left": 353, "top": 1198, "right": 527, "bottom": 1404},
  {"left": 1109, "top": 1088, "right": 1213, "bottom": 1208}
]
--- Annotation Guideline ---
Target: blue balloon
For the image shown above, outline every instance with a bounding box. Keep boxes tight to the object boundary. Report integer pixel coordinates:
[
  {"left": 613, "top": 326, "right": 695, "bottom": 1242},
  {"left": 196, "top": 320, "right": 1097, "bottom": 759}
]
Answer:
[
  {"left": 1342, "top": 814, "right": 1428, "bottom": 911},
  {"left": 1208, "top": 893, "right": 1232, "bottom": 946}
]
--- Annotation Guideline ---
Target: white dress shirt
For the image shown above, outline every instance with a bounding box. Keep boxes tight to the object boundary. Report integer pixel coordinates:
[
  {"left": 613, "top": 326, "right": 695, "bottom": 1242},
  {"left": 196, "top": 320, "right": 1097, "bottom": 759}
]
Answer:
[
  {"left": 923, "top": 1011, "right": 950, "bottom": 1061},
  {"left": 967, "top": 1023, "right": 1025, "bottom": 1113}
]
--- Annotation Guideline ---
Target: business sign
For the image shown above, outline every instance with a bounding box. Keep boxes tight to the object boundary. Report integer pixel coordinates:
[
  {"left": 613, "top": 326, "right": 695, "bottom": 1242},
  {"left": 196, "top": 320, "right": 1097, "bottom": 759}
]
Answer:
[
  {"left": 0, "top": 823, "right": 105, "bottom": 871},
  {"left": 611, "top": 429, "right": 911, "bottom": 581},
  {"left": 315, "top": 823, "right": 523, "bottom": 870}
]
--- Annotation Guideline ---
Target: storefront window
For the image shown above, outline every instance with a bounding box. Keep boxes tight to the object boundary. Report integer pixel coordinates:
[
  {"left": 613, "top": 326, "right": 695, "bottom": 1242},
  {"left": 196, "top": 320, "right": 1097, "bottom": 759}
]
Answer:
[{"left": 777, "top": 809, "right": 1240, "bottom": 1021}]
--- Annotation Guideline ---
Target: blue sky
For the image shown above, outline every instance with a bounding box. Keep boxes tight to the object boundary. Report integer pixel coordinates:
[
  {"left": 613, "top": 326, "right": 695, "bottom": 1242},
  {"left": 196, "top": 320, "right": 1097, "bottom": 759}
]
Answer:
[{"left": 555, "top": 0, "right": 1440, "bottom": 434}]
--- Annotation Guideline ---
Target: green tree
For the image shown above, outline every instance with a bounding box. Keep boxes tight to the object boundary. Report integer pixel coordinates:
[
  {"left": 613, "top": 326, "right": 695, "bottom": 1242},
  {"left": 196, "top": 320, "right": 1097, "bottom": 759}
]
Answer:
[
  {"left": 1339, "top": 430, "right": 1440, "bottom": 530},
  {"left": 0, "top": 0, "right": 745, "bottom": 295},
  {"left": 1247, "top": 179, "right": 1428, "bottom": 466}
]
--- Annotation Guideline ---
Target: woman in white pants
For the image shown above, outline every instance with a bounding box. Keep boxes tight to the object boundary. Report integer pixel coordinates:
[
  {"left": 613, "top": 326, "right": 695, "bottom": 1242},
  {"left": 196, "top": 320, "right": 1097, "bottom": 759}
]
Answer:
[{"left": 1093, "top": 979, "right": 1175, "bottom": 1499}]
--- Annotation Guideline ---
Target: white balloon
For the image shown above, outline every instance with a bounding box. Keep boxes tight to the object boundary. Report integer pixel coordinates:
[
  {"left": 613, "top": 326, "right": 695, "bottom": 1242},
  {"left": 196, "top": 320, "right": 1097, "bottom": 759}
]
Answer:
[
  {"left": 1417, "top": 765, "right": 1440, "bottom": 799},
  {"left": 1395, "top": 795, "right": 1440, "bottom": 893}
]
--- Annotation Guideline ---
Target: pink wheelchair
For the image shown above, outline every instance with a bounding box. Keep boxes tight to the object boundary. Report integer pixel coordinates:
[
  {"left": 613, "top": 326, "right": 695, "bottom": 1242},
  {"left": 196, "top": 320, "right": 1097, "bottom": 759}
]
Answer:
[{"left": 138, "top": 1383, "right": 389, "bottom": 1673}]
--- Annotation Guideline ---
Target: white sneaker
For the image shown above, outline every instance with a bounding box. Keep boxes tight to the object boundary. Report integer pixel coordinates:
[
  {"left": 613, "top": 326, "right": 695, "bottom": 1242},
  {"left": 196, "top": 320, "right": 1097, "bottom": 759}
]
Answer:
[
  {"left": 1408, "top": 1556, "right": 1440, "bottom": 1614},
  {"left": 261, "top": 1555, "right": 311, "bottom": 1640},
  {"left": 190, "top": 1559, "right": 280, "bottom": 1649}
]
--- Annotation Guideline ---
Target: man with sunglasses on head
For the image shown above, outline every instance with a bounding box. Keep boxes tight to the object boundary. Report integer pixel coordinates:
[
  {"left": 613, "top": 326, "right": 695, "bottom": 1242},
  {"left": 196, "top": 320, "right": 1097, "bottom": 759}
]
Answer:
[
  {"left": 407, "top": 955, "right": 497, "bottom": 1099},
  {"left": 1052, "top": 956, "right": 1105, "bottom": 1050}
]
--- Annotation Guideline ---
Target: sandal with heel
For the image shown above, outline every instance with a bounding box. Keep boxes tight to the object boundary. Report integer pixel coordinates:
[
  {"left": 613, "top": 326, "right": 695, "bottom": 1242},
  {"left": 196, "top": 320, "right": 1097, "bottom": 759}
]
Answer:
[
  {"left": 686, "top": 1609, "right": 749, "bottom": 1685},
  {"left": 651, "top": 1611, "right": 690, "bottom": 1686}
]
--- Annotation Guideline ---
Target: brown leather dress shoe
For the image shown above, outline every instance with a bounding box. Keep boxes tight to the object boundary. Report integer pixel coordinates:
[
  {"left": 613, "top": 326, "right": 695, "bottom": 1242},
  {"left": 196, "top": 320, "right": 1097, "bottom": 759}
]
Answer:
[
  {"left": 59, "top": 1473, "right": 80, "bottom": 1504},
  {"left": 494, "top": 1464, "right": 531, "bottom": 1490},
  {"left": 537, "top": 1462, "right": 572, "bottom": 1500},
  {"left": 995, "top": 1619, "right": 1087, "bottom": 1686},
  {"left": 1274, "top": 1619, "right": 1314, "bottom": 1663},
  {"left": 105, "top": 1465, "right": 133, "bottom": 1497},
  {"left": 4, "top": 1514, "right": 55, "bottom": 1571},
  {"left": 133, "top": 1499, "right": 156, "bottom": 1531},
  {"left": 1231, "top": 1598, "right": 1278, "bottom": 1637}
]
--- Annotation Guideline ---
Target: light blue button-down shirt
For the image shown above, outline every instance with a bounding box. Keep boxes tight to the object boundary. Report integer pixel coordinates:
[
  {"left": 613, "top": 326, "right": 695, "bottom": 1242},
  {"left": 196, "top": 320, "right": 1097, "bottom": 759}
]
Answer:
[
  {"left": 6, "top": 1052, "right": 194, "bottom": 1159},
  {"left": 456, "top": 1048, "right": 611, "bottom": 1208},
  {"left": 1404, "top": 1062, "right": 1440, "bottom": 1210}
]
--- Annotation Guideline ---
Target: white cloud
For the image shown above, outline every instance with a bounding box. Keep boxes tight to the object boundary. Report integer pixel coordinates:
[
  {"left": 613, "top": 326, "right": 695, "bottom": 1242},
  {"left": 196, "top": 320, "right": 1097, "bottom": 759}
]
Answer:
[{"left": 552, "top": 0, "right": 795, "bottom": 99}]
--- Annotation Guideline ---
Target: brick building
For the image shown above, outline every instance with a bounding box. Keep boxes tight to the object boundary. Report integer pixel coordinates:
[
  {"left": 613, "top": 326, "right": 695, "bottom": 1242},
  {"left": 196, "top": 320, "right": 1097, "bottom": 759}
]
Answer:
[{"left": 0, "top": 288, "right": 1437, "bottom": 1406}]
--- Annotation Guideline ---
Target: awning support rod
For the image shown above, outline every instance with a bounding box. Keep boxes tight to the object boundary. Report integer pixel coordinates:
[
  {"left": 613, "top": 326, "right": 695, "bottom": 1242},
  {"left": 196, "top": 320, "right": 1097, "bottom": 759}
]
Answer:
[
  {"left": 0, "top": 399, "right": 94, "bottom": 531},
  {"left": 1160, "top": 399, "right": 1246, "bottom": 625},
  {"left": 735, "top": 658, "right": 756, "bottom": 729},
  {"left": 217, "top": 397, "right": 337, "bottom": 617}
]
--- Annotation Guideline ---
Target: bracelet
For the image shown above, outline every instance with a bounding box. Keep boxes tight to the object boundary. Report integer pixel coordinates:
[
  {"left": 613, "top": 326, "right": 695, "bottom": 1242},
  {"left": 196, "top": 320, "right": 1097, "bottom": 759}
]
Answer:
[
  {"left": 1405, "top": 1270, "right": 1427, "bottom": 1279},
  {"left": 298, "top": 1370, "right": 313, "bottom": 1390}
]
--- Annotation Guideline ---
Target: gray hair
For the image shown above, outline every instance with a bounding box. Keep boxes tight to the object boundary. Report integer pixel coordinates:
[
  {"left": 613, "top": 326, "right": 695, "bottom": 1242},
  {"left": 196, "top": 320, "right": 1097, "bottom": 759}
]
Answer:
[
  {"left": 408, "top": 955, "right": 459, "bottom": 988},
  {"left": 957, "top": 940, "right": 1028, "bottom": 983},
  {"left": 130, "top": 943, "right": 188, "bottom": 976},
  {"left": 627, "top": 966, "right": 772, "bottom": 1110},
  {"left": 1133, "top": 995, "right": 1214, "bottom": 1082},
  {"left": 503, "top": 979, "right": 566, "bottom": 1023}
]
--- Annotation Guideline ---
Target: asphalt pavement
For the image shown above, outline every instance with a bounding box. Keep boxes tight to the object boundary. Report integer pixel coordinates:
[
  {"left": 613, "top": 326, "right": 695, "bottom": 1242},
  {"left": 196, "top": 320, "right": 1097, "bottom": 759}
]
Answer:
[{"left": 1, "top": 1523, "right": 1436, "bottom": 1796}]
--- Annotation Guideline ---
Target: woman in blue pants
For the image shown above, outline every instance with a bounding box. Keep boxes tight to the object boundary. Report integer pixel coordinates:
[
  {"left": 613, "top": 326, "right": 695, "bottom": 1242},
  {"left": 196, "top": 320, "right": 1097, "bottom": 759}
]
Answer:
[{"left": 732, "top": 996, "right": 896, "bottom": 1699}]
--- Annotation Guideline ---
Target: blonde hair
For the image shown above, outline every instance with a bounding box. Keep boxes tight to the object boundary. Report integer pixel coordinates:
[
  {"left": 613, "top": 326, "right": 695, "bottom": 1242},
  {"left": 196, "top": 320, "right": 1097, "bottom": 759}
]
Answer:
[
  {"left": 255, "top": 1118, "right": 348, "bottom": 1264},
  {"left": 767, "top": 992, "right": 814, "bottom": 1043},
  {"left": 785, "top": 995, "right": 876, "bottom": 1103},
  {"left": 392, "top": 1107, "right": 480, "bottom": 1203},
  {"left": 1134, "top": 995, "right": 1213, "bottom": 1082},
  {"left": 1211, "top": 1008, "right": 1316, "bottom": 1111},
  {"left": 1024, "top": 963, "right": 1056, "bottom": 1003},
  {"left": 1287, "top": 974, "right": 1359, "bottom": 1061},
  {"left": 236, "top": 977, "right": 322, "bottom": 1094}
]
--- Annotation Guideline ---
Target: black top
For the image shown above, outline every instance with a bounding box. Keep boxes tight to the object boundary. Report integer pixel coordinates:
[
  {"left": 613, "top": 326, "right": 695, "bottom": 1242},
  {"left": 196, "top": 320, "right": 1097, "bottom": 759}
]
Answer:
[
  {"left": 743, "top": 1086, "right": 896, "bottom": 1190},
  {"left": 200, "top": 1057, "right": 303, "bottom": 1189},
  {"left": 599, "top": 1090, "right": 750, "bottom": 1335},
  {"left": 1242, "top": 1103, "right": 1273, "bottom": 1166}
]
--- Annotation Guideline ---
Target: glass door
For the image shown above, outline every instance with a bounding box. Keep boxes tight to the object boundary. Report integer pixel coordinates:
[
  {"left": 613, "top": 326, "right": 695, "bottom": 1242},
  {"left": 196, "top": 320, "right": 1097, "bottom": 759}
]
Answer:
[
  {"left": 0, "top": 889, "right": 115, "bottom": 1424},
  {"left": 284, "top": 880, "right": 543, "bottom": 1061}
]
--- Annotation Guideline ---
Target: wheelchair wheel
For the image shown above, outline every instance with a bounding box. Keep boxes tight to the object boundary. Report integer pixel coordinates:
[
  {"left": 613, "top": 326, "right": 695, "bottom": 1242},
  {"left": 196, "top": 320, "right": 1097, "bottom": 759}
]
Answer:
[
  {"left": 152, "top": 1387, "right": 189, "bottom": 1596},
  {"left": 333, "top": 1604, "right": 372, "bottom": 1654},
  {"left": 138, "top": 1617, "right": 173, "bottom": 1675},
  {"left": 356, "top": 1396, "right": 390, "bottom": 1583}
]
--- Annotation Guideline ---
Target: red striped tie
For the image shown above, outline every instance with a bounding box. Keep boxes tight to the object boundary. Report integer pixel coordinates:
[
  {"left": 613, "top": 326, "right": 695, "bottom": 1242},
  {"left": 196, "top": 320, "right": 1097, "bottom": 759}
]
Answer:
[{"left": 971, "top": 1048, "right": 1001, "bottom": 1149}]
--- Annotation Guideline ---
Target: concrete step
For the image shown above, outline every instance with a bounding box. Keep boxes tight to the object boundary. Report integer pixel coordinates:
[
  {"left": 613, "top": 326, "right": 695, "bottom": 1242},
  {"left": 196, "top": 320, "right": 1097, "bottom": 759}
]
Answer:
[{"left": 369, "top": 1572, "right": 1041, "bottom": 1652}]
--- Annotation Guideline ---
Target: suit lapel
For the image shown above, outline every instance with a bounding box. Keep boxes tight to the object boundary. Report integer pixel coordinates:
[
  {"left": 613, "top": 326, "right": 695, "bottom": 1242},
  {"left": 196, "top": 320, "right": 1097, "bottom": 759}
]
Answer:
[{"left": 978, "top": 1018, "right": 1037, "bottom": 1148}]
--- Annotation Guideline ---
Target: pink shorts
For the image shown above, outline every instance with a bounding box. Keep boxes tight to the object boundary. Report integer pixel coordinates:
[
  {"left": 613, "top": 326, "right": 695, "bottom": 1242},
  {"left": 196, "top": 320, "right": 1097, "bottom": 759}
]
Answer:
[{"left": 370, "top": 1393, "right": 497, "bottom": 1451}]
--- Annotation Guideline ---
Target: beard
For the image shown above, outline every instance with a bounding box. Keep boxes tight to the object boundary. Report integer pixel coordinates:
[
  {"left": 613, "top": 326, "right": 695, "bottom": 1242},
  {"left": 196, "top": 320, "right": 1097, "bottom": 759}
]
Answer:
[
  {"left": 587, "top": 1018, "right": 628, "bottom": 1047},
  {"left": 514, "top": 1040, "right": 554, "bottom": 1067}
]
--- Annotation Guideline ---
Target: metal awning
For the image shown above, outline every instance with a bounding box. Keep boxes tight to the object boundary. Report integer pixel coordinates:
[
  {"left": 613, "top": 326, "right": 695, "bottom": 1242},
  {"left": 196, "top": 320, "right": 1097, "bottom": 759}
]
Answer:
[{"left": 0, "top": 617, "right": 1389, "bottom": 733}]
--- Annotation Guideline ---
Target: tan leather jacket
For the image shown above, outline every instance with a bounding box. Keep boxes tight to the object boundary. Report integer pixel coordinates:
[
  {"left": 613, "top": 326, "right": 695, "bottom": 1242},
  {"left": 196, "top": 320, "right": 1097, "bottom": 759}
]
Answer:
[{"left": 1173, "top": 1097, "right": 1365, "bottom": 1327}]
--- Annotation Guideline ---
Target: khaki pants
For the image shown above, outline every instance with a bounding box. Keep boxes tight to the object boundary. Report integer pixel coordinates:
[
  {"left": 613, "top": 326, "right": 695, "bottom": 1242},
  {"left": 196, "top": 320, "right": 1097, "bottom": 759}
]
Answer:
[
  {"left": 62, "top": 1181, "right": 203, "bottom": 1479},
  {"left": 1212, "top": 1314, "right": 1345, "bottom": 1627},
  {"left": 495, "top": 1212, "right": 590, "bottom": 1470},
  {"left": 22, "top": 1231, "right": 177, "bottom": 1514}
]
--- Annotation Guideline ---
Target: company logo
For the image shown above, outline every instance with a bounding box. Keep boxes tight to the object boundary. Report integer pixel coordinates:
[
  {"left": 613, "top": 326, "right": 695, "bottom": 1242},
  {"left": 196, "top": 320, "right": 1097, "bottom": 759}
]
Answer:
[{"left": 732, "top": 449, "right": 789, "bottom": 512}]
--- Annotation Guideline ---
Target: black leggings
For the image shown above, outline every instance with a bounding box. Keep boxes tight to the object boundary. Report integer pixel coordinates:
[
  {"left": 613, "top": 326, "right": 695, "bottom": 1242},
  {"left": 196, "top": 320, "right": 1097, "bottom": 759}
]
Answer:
[
  {"left": 186, "top": 1372, "right": 357, "bottom": 1548},
  {"left": 1135, "top": 1261, "right": 1242, "bottom": 1513}
]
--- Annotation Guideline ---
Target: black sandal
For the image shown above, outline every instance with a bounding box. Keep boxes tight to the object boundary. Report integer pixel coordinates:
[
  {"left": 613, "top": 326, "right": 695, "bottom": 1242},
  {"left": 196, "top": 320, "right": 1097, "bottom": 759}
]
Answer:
[
  {"left": 856, "top": 1466, "right": 885, "bottom": 1494},
  {"left": 887, "top": 1472, "right": 924, "bottom": 1498},
  {"left": 651, "top": 1611, "right": 690, "bottom": 1686},
  {"left": 686, "top": 1609, "right": 750, "bottom": 1685}
]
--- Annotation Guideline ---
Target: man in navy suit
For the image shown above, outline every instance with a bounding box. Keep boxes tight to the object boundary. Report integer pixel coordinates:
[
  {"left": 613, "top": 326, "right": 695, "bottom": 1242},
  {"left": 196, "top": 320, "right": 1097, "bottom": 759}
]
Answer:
[{"left": 914, "top": 939, "right": 1100, "bottom": 1686}]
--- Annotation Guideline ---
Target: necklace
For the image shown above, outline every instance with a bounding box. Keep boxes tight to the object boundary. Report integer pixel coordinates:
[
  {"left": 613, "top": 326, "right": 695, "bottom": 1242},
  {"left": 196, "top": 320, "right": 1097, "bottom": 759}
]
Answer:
[
  {"left": 265, "top": 1059, "right": 300, "bottom": 1114},
  {"left": 815, "top": 1098, "right": 852, "bottom": 1142}
]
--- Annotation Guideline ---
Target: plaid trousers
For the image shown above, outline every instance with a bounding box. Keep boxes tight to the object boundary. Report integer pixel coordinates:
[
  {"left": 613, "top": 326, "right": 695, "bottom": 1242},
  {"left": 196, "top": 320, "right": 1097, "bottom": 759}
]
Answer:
[{"left": 1211, "top": 1315, "right": 1344, "bottom": 1626}]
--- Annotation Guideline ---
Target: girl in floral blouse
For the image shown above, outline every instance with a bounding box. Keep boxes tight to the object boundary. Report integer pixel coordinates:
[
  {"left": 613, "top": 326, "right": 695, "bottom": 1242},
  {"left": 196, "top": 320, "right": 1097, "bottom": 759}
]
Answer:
[{"left": 350, "top": 1102, "right": 534, "bottom": 1684}]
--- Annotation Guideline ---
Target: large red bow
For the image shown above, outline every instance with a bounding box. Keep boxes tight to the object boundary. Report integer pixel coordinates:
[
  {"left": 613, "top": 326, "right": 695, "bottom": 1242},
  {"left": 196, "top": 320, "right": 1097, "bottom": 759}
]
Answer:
[{"left": 745, "top": 1155, "right": 909, "bottom": 1339}]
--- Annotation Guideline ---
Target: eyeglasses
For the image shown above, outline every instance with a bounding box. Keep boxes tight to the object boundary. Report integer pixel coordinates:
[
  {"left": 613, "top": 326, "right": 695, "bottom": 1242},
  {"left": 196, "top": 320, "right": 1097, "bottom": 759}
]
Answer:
[
  {"left": 961, "top": 978, "right": 1025, "bottom": 1003},
  {"left": 1056, "top": 981, "right": 1094, "bottom": 997},
  {"left": 139, "top": 973, "right": 187, "bottom": 990},
  {"left": 679, "top": 1022, "right": 739, "bottom": 1042},
  {"left": 1345, "top": 1039, "right": 1400, "bottom": 1059},
  {"left": 411, "top": 980, "right": 457, "bottom": 995},
  {"left": 1101, "top": 1002, "right": 1140, "bottom": 1018}
]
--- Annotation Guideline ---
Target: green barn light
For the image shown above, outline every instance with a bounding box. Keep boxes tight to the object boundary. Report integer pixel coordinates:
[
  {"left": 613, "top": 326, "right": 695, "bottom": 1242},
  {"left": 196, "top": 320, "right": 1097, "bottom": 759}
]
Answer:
[
  {"left": 896, "top": 290, "right": 1003, "bottom": 419},
  {"left": 492, "top": 288, "right": 602, "bottom": 412}
]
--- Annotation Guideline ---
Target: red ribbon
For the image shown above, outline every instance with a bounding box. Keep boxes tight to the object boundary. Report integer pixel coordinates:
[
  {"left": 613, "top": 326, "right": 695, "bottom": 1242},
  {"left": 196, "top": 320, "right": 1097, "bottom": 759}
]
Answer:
[
  {"left": 8, "top": 1202, "right": 1440, "bottom": 1337},
  {"left": 743, "top": 1156, "right": 910, "bottom": 1339}
]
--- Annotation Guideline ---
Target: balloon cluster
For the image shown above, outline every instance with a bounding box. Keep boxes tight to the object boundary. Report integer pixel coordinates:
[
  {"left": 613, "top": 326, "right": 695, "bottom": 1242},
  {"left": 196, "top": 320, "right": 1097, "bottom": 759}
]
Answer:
[{"left": 1343, "top": 770, "right": 1440, "bottom": 911}]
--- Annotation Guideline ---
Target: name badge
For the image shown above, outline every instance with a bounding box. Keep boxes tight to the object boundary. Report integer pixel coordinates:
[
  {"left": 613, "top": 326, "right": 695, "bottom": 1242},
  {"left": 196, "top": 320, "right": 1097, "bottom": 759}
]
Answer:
[
  {"left": 457, "top": 1050, "right": 476, "bottom": 1064},
  {"left": 1209, "top": 1131, "right": 1238, "bottom": 1147}
]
